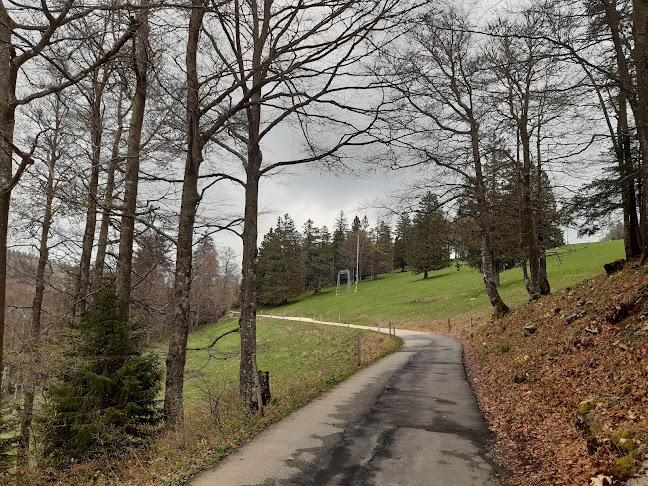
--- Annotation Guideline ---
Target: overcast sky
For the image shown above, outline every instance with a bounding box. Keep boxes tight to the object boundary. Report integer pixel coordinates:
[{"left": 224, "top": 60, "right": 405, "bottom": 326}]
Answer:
[{"left": 205, "top": 0, "right": 599, "bottom": 264}]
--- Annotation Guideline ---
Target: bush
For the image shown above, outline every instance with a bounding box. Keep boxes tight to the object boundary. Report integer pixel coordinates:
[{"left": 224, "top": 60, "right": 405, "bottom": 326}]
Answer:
[
  {"left": 0, "top": 394, "right": 17, "bottom": 470},
  {"left": 40, "top": 285, "right": 162, "bottom": 468}
]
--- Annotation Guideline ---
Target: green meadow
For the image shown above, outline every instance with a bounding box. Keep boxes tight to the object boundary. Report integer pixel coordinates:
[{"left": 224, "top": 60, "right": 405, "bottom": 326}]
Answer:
[
  {"left": 263, "top": 240, "right": 625, "bottom": 328},
  {"left": 161, "top": 317, "right": 401, "bottom": 405}
]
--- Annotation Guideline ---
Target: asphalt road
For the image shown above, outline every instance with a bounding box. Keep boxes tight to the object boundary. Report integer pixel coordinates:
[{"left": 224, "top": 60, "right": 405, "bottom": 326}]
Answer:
[{"left": 190, "top": 327, "right": 501, "bottom": 486}]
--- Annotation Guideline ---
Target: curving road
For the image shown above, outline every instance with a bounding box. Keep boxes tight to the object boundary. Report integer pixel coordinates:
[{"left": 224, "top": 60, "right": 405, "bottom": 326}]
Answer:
[{"left": 190, "top": 326, "right": 501, "bottom": 486}]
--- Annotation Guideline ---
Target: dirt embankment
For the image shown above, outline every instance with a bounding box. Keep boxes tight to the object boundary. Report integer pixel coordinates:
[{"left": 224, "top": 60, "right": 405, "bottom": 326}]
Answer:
[{"left": 464, "top": 260, "right": 648, "bottom": 485}]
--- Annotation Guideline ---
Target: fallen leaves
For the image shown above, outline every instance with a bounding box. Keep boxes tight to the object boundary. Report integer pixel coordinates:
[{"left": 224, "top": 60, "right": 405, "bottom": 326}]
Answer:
[{"left": 464, "top": 263, "right": 648, "bottom": 485}]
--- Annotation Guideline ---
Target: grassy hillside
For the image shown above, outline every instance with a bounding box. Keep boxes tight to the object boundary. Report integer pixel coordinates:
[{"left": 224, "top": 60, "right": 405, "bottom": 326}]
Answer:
[{"left": 266, "top": 241, "right": 625, "bottom": 329}]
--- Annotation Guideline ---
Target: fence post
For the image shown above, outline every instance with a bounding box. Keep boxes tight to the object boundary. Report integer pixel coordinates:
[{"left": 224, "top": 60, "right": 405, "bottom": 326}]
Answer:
[
  {"left": 356, "top": 334, "right": 362, "bottom": 366},
  {"left": 447, "top": 318, "right": 451, "bottom": 332}
]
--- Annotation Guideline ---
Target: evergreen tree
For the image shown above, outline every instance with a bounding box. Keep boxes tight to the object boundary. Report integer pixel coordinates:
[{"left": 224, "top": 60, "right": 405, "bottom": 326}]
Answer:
[
  {"left": 41, "top": 285, "right": 162, "bottom": 467},
  {"left": 303, "top": 223, "right": 334, "bottom": 295},
  {"left": 302, "top": 219, "right": 320, "bottom": 291},
  {"left": 535, "top": 168, "right": 564, "bottom": 249},
  {"left": 257, "top": 215, "right": 305, "bottom": 305},
  {"left": 361, "top": 215, "right": 370, "bottom": 232},
  {"left": 366, "top": 220, "right": 393, "bottom": 279},
  {"left": 340, "top": 229, "right": 372, "bottom": 280},
  {"left": 393, "top": 213, "right": 411, "bottom": 272},
  {"left": 332, "top": 211, "right": 349, "bottom": 272},
  {"left": 351, "top": 215, "right": 362, "bottom": 232},
  {"left": 408, "top": 193, "right": 451, "bottom": 279}
]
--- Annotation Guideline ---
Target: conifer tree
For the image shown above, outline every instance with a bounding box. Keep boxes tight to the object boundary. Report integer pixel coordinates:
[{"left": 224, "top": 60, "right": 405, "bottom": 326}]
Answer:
[
  {"left": 302, "top": 221, "right": 334, "bottom": 295},
  {"left": 351, "top": 215, "right": 362, "bottom": 232},
  {"left": 41, "top": 285, "right": 162, "bottom": 467},
  {"left": 313, "top": 226, "right": 335, "bottom": 292},
  {"left": 367, "top": 221, "right": 393, "bottom": 279},
  {"left": 332, "top": 211, "right": 349, "bottom": 272},
  {"left": 257, "top": 215, "right": 305, "bottom": 305},
  {"left": 408, "top": 193, "right": 451, "bottom": 279},
  {"left": 393, "top": 213, "right": 411, "bottom": 272}
]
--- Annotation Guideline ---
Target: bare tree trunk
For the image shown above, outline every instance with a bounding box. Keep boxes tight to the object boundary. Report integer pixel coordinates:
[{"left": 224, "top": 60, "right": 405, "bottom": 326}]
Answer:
[
  {"left": 519, "top": 125, "right": 541, "bottom": 298},
  {"left": 164, "top": 0, "right": 205, "bottom": 430},
  {"left": 94, "top": 84, "right": 127, "bottom": 284},
  {"left": 239, "top": 165, "right": 261, "bottom": 408},
  {"left": 521, "top": 258, "right": 531, "bottom": 295},
  {"left": 632, "top": 0, "right": 648, "bottom": 260},
  {"left": 0, "top": 8, "right": 16, "bottom": 394},
  {"left": 74, "top": 71, "right": 106, "bottom": 315},
  {"left": 617, "top": 92, "right": 643, "bottom": 258},
  {"left": 490, "top": 258, "right": 500, "bottom": 287},
  {"left": 239, "top": 0, "right": 267, "bottom": 409},
  {"left": 535, "top": 133, "right": 550, "bottom": 295},
  {"left": 472, "top": 127, "right": 508, "bottom": 318},
  {"left": 17, "top": 113, "right": 59, "bottom": 468},
  {"left": 482, "top": 233, "right": 507, "bottom": 318},
  {"left": 116, "top": 1, "right": 149, "bottom": 309}
]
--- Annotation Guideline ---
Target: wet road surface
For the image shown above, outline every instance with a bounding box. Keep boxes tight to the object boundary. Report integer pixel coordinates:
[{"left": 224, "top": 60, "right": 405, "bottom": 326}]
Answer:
[{"left": 190, "top": 328, "right": 501, "bottom": 486}]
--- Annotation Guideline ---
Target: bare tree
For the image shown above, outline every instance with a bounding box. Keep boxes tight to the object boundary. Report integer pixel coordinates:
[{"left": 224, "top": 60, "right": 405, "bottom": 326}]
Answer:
[
  {"left": 73, "top": 17, "right": 119, "bottom": 315},
  {"left": 164, "top": 0, "right": 208, "bottom": 428},
  {"left": 485, "top": 8, "right": 572, "bottom": 297},
  {"left": 214, "top": 0, "right": 411, "bottom": 408},
  {"left": 93, "top": 71, "right": 131, "bottom": 283},
  {"left": 160, "top": 0, "right": 411, "bottom": 423},
  {"left": 16, "top": 94, "right": 71, "bottom": 467},
  {"left": 0, "top": 0, "right": 139, "bottom": 393},
  {"left": 383, "top": 7, "right": 509, "bottom": 317},
  {"left": 116, "top": 0, "right": 151, "bottom": 311}
]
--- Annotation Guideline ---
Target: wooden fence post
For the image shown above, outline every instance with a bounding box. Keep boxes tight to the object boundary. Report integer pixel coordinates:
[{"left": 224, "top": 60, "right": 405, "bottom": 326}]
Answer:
[{"left": 356, "top": 334, "right": 362, "bottom": 366}]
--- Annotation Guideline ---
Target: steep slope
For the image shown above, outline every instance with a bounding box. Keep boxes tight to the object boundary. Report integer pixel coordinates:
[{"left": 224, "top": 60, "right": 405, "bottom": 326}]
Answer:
[{"left": 465, "top": 260, "right": 648, "bottom": 485}]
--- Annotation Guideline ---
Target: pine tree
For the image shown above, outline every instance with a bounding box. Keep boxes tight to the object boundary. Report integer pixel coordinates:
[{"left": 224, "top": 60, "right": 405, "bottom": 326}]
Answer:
[
  {"left": 302, "top": 219, "right": 319, "bottom": 291},
  {"left": 257, "top": 215, "right": 305, "bottom": 305},
  {"left": 366, "top": 220, "right": 393, "bottom": 279},
  {"left": 41, "top": 285, "right": 162, "bottom": 467},
  {"left": 351, "top": 215, "right": 362, "bottom": 232},
  {"left": 361, "top": 215, "right": 370, "bottom": 232},
  {"left": 393, "top": 213, "right": 411, "bottom": 272},
  {"left": 408, "top": 193, "right": 451, "bottom": 279},
  {"left": 332, "top": 211, "right": 349, "bottom": 272},
  {"left": 302, "top": 221, "right": 334, "bottom": 295}
]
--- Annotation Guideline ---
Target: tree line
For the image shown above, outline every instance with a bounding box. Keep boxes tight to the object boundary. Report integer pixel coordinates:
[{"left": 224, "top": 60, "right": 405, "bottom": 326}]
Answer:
[
  {"left": 0, "top": 0, "right": 644, "bottom": 476},
  {"left": 256, "top": 196, "right": 451, "bottom": 305},
  {"left": 257, "top": 179, "right": 563, "bottom": 306}
]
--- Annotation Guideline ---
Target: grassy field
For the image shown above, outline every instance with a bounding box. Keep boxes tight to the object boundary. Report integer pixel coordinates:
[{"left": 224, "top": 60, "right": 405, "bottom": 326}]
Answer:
[
  {"left": 44, "top": 318, "right": 401, "bottom": 486},
  {"left": 263, "top": 241, "right": 625, "bottom": 330},
  {"left": 177, "top": 317, "right": 399, "bottom": 406}
]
